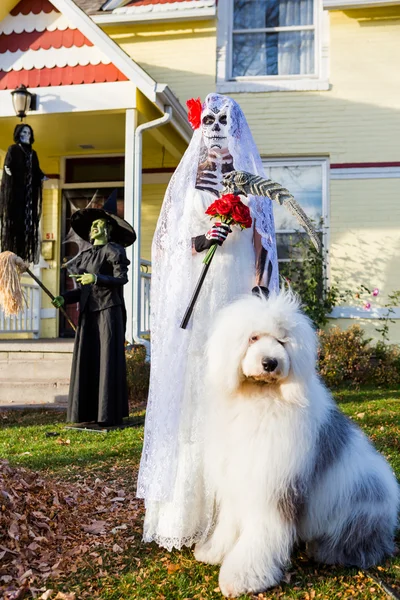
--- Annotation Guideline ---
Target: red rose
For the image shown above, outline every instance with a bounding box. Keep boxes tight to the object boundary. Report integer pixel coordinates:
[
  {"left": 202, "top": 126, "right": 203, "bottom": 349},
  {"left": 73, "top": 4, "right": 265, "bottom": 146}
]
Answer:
[
  {"left": 231, "top": 201, "right": 252, "bottom": 228},
  {"left": 206, "top": 197, "right": 233, "bottom": 217},
  {"left": 186, "top": 97, "right": 202, "bottom": 130}
]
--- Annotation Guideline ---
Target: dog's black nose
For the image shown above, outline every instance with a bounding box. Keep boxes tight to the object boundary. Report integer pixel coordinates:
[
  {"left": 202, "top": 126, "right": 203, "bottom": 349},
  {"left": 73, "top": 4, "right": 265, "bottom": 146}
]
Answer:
[{"left": 262, "top": 357, "right": 278, "bottom": 372}]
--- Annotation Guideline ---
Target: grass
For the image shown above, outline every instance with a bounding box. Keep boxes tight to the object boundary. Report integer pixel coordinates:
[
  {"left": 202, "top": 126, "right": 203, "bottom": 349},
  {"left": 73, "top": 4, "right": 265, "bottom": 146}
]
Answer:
[{"left": 0, "top": 388, "right": 399, "bottom": 600}]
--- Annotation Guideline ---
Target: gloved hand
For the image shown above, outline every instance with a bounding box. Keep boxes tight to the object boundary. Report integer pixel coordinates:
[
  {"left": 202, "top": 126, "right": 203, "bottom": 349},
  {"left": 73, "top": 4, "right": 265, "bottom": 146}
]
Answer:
[
  {"left": 193, "top": 223, "right": 232, "bottom": 253},
  {"left": 69, "top": 273, "right": 96, "bottom": 285},
  {"left": 52, "top": 296, "right": 65, "bottom": 308}
]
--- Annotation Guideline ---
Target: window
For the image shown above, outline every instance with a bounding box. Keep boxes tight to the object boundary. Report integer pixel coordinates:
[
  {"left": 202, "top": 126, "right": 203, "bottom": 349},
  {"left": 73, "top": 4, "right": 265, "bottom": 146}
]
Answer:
[
  {"left": 233, "top": 0, "right": 316, "bottom": 78},
  {"left": 216, "top": 0, "right": 329, "bottom": 92},
  {"left": 262, "top": 159, "right": 328, "bottom": 268}
]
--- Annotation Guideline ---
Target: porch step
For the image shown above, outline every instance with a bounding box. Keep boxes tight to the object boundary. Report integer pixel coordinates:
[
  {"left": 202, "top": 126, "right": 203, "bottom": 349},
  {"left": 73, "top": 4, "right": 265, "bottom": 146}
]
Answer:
[
  {"left": 0, "top": 380, "right": 69, "bottom": 407},
  {"left": 0, "top": 339, "right": 74, "bottom": 408},
  {"left": 0, "top": 355, "right": 73, "bottom": 380}
]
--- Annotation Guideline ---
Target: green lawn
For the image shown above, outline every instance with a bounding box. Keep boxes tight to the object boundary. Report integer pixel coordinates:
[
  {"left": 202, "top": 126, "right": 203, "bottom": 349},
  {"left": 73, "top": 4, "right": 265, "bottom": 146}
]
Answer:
[{"left": 0, "top": 389, "right": 399, "bottom": 600}]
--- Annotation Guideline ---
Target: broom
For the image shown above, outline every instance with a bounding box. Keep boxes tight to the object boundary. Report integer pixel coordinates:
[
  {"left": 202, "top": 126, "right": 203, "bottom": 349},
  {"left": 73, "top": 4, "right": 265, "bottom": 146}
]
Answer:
[{"left": 0, "top": 251, "right": 76, "bottom": 332}]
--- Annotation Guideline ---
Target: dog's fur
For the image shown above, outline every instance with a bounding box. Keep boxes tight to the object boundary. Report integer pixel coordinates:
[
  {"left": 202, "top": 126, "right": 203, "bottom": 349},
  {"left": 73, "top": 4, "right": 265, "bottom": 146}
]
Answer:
[{"left": 194, "top": 292, "right": 399, "bottom": 598}]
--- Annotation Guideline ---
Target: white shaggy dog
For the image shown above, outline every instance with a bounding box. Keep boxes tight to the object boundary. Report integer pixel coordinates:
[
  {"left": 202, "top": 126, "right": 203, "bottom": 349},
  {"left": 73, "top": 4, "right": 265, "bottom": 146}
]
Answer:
[{"left": 194, "top": 292, "right": 399, "bottom": 598}]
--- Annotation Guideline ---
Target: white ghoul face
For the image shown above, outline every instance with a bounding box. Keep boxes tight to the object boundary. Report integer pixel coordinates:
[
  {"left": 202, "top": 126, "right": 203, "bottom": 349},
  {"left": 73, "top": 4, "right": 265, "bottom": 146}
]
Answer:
[
  {"left": 201, "top": 104, "right": 229, "bottom": 152},
  {"left": 241, "top": 332, "right": 290, "bottom": 385},
  {"left": 19, "top": 126, "right": 31, "bottom": 145}
]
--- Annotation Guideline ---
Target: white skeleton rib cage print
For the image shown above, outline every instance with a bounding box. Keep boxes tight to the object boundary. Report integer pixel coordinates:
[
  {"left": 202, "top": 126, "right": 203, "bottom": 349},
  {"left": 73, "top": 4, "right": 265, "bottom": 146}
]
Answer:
[{"left": 137, "top": 94, "right": 279, "bottom": 550}]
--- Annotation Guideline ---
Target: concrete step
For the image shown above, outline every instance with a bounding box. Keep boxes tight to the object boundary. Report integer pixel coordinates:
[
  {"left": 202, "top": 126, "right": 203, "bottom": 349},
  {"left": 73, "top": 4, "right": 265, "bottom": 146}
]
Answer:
[
  {"left": 0, "top": 380, "right": 69, "bottom": 407},
  {"left": 0, "top": 356, "right": 73, "bottom": 381}
]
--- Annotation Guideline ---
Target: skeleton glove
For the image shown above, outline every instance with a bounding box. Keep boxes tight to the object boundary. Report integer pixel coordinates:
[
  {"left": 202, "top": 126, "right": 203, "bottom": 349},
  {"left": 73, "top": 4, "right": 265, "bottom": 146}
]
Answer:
[{"left": 193, "top": 223, "right": 232, "bottom": 253}]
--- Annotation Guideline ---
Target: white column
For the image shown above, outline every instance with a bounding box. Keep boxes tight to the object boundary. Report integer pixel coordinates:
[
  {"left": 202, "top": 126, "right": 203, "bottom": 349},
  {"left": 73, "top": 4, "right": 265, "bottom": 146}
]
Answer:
[{"left": 124, "top": 108, "right": 137, "bottom": 345}]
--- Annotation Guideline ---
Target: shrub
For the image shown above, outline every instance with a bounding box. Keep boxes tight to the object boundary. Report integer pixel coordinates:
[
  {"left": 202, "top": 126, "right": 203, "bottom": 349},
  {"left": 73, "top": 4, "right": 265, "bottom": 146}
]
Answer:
[
  {"left": 318, "top": 325, "right": 400, "bottom": 388},
  {"left": 125, "top": 344, "right": 150, "bottom": 409},
  {"left": 318, "top": 325, "right": 371, "bottom": 388},
  {"left": 369, "top": 341, "right": 400, "bottom": 387}
]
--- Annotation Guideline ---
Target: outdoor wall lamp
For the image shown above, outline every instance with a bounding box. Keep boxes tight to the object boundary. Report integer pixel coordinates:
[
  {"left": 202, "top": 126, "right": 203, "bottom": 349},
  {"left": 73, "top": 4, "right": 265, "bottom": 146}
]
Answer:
[{"left": 11, "top": 84, "right": 38, "bottom": 120}]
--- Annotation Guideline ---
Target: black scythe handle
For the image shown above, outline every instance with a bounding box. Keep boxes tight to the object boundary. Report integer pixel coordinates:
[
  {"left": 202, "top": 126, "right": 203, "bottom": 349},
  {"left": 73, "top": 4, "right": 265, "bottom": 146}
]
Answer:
[
  {"left": 26, "top": 268, "right": 77, "bottom": 333},
  {"left": 180, "top": 261, "right": 212, "bottom": 329}
]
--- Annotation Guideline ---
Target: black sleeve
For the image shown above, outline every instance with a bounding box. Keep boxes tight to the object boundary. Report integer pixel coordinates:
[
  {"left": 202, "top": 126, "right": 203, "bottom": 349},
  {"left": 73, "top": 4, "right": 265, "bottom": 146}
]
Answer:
[
  {"left": 62, "top": 287, "right": 81, "bottom": 305},
  {"left": 96, "top": 244, "right": 129, "bottom": 287}
]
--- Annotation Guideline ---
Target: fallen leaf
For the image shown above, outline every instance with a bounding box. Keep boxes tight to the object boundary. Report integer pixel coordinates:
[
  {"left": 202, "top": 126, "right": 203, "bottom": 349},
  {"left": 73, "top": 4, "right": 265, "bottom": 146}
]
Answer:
[
  {"left": 167, "top": 563, "right": 180, "bottom": 574},
  {"left": 82, "top": 520, "right": 107, "bottom": 534},
  {"left": 40, "top": 591, "right": 54, "bottom": 600},
  {"left": 113, "top": 544, "right": 123, "bottom": 553}
]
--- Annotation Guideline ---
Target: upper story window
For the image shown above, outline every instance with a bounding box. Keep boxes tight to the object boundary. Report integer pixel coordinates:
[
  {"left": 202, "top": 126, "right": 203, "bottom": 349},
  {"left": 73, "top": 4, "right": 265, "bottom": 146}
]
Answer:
[
  {"left": 216, "top": 0, "right": 329, "bottom": 92},
  {"left": 232, "top": 0, "right": 316, "bottom": 78}
]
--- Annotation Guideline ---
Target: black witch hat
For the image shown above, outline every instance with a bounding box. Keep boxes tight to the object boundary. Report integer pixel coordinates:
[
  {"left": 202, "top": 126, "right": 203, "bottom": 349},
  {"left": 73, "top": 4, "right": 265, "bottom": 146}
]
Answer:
[{"left": 71, "top": 190, "right": 136, "bottom": 248}]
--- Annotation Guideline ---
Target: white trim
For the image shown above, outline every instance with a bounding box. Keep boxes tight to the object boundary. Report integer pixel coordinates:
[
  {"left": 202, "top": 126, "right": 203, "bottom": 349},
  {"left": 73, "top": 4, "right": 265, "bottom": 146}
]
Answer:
[
  {"left": 93, "top": 6, "right": 216, "bottom": 24},
  {"left": 330, "top": 306, "right": 400, "bottom": 319},
  {"left": 0, "top": 46, "right": 111, "bottom": 72},
  {"left": 0, "top": 12, "right": 76, "bottom": 35},
  {"left": 216, "top": 0, "right": 330, "bottom": 93},
  {"left": 324, "top": 0, "right": 400, "bottom": 9},
  {"left": 113, "top": 0, "right": 214, "bottom": 14},
  {"left": 330, "top": 166, "right": 400, "bottom": 180},
  {"left": 0, "top": 81, "right": 136, "bottom": 117}
]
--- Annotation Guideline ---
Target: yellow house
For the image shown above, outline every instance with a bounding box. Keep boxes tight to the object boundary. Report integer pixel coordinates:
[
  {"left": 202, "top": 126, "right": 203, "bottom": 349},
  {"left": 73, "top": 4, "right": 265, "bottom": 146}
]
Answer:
[{"left": 1, "top": 0, "right": 400, "bottom": 344}]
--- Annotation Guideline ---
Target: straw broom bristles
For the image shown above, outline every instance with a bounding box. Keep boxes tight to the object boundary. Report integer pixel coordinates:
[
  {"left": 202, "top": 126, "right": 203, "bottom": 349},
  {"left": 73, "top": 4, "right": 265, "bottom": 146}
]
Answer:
[{"left": 0, "top": 251, "right": 29, "bottom": 316}]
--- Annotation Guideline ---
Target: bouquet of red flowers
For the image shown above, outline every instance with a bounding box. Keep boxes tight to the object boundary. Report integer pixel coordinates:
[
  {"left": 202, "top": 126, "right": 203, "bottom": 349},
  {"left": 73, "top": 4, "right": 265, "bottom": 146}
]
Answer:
[
  {"left": 180, "top": 194, "right": 252, "bottom": 328},
  {"left": 203, "top": 193, "right": 252, "bottom": 264}
]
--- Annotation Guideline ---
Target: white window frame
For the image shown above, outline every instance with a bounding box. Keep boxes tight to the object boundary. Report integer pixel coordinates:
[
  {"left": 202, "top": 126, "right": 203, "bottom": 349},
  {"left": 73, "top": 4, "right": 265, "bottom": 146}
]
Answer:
[
  {"left": 217, "top": 0, "right": 330, "bottom": 92},
  {"left": 262, "top": 157, "right": 330, "bottom": 269}
]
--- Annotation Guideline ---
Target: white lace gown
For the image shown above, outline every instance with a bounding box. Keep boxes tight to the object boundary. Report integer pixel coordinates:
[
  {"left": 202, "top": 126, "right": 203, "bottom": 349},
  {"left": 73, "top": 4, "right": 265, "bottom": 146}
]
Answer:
[{"left": 142, "top": 188, "right": 256, "bottom": 550}]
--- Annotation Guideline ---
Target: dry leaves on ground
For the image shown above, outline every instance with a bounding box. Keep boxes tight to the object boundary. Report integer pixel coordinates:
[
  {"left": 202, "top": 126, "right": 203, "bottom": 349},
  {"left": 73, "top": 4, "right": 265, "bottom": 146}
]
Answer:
[{"left": 0, "top": 459, "right": 144, "bottom": 598}]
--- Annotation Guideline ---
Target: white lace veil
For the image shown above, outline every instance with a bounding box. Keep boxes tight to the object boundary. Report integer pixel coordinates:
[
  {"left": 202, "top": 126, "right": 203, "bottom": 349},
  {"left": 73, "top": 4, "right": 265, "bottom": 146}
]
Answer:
[{"left": 137, "top": 93, "right": 278, "bottom": 503}]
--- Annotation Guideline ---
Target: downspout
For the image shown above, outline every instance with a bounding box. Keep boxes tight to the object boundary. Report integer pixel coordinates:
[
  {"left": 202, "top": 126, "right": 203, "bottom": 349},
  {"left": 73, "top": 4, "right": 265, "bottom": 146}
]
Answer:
[{"left": 132, "top": 105, "right": 172, "bottom": 350}]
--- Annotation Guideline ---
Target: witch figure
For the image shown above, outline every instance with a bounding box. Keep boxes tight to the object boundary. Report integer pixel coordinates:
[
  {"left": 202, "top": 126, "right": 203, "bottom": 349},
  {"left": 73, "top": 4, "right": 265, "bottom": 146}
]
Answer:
[
  {"left": 0, "top": 124, "right": 45, "bottom": 263},
  {"left": 52, "top": 198, "right": 136, "bottom": 427}
]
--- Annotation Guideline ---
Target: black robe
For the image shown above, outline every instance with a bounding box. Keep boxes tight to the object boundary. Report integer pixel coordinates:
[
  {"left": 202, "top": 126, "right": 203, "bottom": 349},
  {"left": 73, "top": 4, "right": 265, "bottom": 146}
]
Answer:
[
  {"left": 62, "top": 242, "right": 130, "bottom": 425},
  {"left": 0, "top": 143, "right": 44, "bottom": 263}
]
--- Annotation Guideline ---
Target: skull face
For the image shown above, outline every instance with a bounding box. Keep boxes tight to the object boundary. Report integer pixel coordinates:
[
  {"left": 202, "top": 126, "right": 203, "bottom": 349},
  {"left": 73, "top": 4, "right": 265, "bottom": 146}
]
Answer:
[
  {"left": 201, "top": 106, "right": 229, "bottom": 152},
  {"left": 19, "top": 126, "right": 31, "bottom": 145}
]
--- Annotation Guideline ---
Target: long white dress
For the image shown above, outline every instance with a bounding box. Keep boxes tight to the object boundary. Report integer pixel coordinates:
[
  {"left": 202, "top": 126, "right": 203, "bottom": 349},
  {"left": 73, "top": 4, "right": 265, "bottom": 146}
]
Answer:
[{"left": 142, "top": 188, "right": 256, "bottom": 550}]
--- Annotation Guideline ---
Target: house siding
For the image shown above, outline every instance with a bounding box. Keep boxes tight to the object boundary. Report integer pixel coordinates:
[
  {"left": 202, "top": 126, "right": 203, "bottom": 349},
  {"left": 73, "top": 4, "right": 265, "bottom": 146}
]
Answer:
[{"left": 107, "top": 20, "right": 217, "bottom": 104}]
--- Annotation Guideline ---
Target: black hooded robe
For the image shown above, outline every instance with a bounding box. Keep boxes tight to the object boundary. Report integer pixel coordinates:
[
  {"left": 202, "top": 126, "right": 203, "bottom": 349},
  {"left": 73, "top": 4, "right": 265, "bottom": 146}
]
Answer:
[
  {"left": 0, "top": 143, "right": 44, "bottom": 263},
  {"left": 62, "top": 242, "right": 130, "bottom": 425}
]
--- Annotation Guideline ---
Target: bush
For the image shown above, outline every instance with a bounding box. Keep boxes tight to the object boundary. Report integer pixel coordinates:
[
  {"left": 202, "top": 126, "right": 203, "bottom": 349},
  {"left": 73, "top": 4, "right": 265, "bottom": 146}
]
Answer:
[
  {"left": 318, "top": 325, "right": 371, "bottom": 388},
  {"left": 125, "top": 344, "right": 150, "bottom": 409},
  {"left": 318, "top": 325, "right": 400, "bottom": 388},
  {"left": 369, "top": 341, "right": 400, "bottom": 387}
]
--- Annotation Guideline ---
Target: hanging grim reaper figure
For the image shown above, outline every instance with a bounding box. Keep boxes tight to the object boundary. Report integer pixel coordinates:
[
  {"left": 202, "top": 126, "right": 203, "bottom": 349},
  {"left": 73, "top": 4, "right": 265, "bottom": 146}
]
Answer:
[
  {"left": 0, "top": 124, "right": 44, "bottom": 263},
  {"left": 137, "top": 93, "right": 284, "bottom": 551}
]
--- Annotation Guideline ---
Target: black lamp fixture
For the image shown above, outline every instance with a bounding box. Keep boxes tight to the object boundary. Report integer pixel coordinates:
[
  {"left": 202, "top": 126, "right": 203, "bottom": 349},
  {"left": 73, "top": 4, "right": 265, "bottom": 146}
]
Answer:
[{"left": 11, "top": 84, "right": 38, "bottom": 121}]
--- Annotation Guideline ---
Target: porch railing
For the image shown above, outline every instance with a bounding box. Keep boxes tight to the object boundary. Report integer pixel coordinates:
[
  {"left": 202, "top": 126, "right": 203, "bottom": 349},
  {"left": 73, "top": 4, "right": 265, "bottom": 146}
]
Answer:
[
  {"left": 0, "top": 282, "right": 40, "bottom": 336},
  {"left": 140, "top": 259, "right": 151, "bottom": 337},
  {"left": 0, "top": 267, "right": 151, "bottom": 339}
]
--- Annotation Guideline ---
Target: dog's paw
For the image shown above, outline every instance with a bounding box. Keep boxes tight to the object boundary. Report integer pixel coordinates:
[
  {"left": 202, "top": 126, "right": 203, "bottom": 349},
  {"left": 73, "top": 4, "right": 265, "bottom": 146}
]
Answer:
[
  {"left": 219, "top": 560, "right": 280, "bottom": 598},
  {"left": 194, "top": 540, "right": 224, "bottom": 565}
]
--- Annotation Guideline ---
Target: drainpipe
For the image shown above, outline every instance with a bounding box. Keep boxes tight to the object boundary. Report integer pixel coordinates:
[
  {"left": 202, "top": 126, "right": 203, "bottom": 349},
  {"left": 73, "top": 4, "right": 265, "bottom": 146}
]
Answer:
[{"left": 131, "top": 105, "right": 172, "bottom": 351}]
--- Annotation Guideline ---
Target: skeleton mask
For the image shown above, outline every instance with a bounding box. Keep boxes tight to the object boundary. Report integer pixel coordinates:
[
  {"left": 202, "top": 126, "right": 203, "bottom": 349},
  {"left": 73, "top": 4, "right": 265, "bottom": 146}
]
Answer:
[
  {"left": 201, "top": 102, "right": 229, "bottom": 152},
  {"left": 19, "top": 126, "right": 31, "bottom": 145}
]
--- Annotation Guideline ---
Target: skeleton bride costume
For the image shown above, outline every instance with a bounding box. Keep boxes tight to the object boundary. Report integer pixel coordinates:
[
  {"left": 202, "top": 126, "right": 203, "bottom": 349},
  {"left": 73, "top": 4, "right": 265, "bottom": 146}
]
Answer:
[{"left": 137, "top": 94, "right": 279, "bottom": 550}]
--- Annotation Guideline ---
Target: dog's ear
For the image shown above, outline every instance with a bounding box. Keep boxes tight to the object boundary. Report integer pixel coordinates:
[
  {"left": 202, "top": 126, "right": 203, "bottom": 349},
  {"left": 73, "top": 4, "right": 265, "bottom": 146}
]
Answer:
[{"left": 252, "top": 286, "right": 269, "bottom": 300}]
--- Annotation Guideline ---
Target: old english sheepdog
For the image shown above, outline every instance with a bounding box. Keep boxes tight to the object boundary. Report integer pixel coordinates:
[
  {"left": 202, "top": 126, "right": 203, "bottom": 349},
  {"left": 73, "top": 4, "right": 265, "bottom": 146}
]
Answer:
[{"left": 195, "top": 292, "right": 399, "bottom": 598}]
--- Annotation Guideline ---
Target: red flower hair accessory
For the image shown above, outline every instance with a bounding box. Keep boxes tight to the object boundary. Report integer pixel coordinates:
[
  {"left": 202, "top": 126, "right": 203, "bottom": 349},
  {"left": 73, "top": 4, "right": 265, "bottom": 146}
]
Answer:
[{"left": 186, "top": 97, "right": 202, "bottom": 130}]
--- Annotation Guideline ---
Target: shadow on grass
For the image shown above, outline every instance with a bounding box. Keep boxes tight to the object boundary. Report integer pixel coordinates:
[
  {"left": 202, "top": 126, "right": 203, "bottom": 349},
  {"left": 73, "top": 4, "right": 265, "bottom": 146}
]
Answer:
[{"left": 333, "top": 387, "right": 400, "bottom": 404}]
